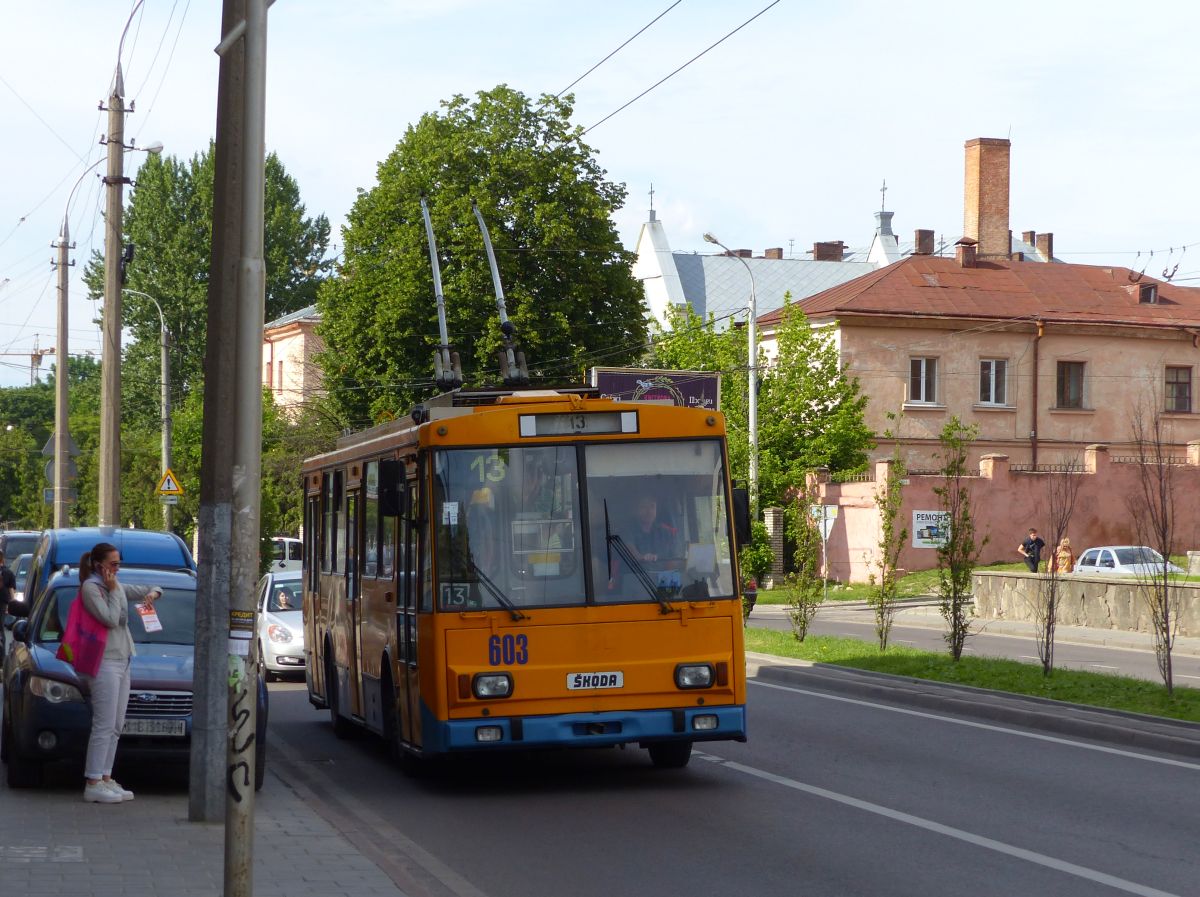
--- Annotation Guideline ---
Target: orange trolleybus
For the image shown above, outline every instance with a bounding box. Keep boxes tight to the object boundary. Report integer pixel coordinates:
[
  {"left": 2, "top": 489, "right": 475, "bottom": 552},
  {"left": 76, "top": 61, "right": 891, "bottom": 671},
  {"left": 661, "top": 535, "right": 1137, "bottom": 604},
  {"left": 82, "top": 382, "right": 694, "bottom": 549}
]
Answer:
[{"left": 300, "top": 387, "right": 749, "bottom": 767}]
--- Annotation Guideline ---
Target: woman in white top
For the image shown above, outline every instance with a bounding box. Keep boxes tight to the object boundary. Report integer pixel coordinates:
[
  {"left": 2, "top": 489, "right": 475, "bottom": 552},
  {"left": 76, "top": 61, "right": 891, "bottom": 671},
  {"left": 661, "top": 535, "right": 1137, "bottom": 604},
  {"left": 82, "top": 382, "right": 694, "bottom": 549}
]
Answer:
[{"left": 77, "top": 541, "right": 162, "bottom": 804}]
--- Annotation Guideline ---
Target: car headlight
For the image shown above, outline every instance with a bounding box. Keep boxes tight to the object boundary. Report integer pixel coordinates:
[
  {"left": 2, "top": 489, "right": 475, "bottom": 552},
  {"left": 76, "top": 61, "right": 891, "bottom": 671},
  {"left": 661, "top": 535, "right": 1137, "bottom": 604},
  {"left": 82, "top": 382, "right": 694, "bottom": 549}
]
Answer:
[
  {"left": 472, "top": 673, "right": 513, "bottom": 699},
  {"left": 29, "top": 676, "right": 85, "bottom": 704},
  {"left": 674, "top": 663, "right": 715, "bottom": 689},
  {"left": 267, "top": 623, "right": 293, "bottom": 643}
]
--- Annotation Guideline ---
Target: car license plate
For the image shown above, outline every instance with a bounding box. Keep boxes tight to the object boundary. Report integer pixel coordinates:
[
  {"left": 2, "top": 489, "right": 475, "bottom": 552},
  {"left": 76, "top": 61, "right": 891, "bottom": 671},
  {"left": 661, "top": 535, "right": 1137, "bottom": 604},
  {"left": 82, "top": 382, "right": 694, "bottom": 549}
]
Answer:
[
  {"left": 122, "top": 718, "right": 186, "bottom": 737},
  {"left": 566, "top": 671, "right": 624, "bottom": 690}
]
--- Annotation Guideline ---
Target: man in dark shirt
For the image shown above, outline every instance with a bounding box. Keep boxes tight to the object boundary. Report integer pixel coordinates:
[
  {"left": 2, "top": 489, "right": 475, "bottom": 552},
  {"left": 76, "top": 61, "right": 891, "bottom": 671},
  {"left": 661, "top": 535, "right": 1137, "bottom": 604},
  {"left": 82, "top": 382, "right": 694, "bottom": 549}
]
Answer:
[
  {"left": 629, "top": 496, "right": 678, "bottom": 562},
  {"left": 1018, "top": 528, "right": 1045, "bottom": 573}
]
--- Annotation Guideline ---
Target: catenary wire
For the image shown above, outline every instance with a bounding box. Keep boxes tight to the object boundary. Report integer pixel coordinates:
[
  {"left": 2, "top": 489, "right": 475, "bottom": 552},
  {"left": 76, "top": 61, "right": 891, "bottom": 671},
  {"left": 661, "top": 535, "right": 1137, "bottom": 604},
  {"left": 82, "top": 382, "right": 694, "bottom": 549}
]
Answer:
[{"left": 553, "top": 1, "right": 683, "bottom": 99}]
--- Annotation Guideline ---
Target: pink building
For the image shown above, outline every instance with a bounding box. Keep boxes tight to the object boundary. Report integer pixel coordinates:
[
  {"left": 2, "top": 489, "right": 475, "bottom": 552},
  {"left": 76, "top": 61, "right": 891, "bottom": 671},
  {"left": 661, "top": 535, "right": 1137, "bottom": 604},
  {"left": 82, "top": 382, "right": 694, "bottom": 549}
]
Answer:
[
  {"left": 759, "top": 138, "right": 1200, "bottom": 470},
  {"left": 262, "top": 304, "right": 323, "bottom": 416}
]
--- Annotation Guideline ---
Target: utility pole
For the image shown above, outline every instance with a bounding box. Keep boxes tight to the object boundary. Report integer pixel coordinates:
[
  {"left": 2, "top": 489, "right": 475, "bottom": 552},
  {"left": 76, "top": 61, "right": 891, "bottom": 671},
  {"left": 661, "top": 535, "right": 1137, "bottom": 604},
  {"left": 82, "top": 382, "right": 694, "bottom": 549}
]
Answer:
[
  {"left": 53, "top": 218, "right": 74, "bottom": 528},
  {"left": 99, "top": 65, "right": 128, "bottom": 526},
  {"left": 191, "top": 0, "right": 244, "bottom": 825},
  {"left": 193, "top": 6, "right": 269, "bottom": 897}
]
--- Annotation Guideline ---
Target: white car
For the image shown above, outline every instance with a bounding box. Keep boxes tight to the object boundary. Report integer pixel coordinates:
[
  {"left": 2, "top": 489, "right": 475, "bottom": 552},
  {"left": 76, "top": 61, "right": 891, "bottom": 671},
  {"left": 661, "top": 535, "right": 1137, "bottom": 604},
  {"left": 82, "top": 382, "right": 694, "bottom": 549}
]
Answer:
[
  {"left": 1073, "top": 546, "right": 1185, "bottom": 577},
  {"left": 270, "top": 536, "right": 303, "bottom": 572},
  {"left": 256, "top": 570, "right": 305, "bottom": 678},
  {"left": 11, "top": 553, "right": 32, "bottom": 609}
]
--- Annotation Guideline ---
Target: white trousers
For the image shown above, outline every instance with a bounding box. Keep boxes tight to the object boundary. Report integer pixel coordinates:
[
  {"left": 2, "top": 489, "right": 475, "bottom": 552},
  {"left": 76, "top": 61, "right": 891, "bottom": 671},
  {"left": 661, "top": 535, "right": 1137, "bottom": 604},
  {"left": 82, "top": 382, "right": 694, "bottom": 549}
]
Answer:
[{"left": 81, "top": 657, "right": 131, "bottom": 779}]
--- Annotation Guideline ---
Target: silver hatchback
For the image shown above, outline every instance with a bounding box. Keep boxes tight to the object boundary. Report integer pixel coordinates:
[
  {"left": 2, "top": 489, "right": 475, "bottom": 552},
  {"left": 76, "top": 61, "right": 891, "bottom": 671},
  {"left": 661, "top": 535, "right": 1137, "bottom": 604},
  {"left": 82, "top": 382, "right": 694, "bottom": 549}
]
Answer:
[
  {"left": 1073, "top": 546, "right": 1185, "bottom": 577},
  {"left": 256, "top": 571, "right": 305, "bottom": 678}
]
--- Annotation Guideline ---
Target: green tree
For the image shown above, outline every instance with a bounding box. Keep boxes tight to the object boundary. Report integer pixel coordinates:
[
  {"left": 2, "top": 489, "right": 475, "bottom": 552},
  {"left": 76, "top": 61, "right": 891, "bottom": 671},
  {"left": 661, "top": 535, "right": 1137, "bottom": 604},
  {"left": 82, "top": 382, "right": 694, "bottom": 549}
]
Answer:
[
  {"left": 783, "top": 484, "right": 824, "bottom": 641},
  {"left": 318, "top": 85, "right": 647, "bottom": 426},
  {"left": 870, "top": 415, "right": 907, "bottom": 652},
  {"left": 83, "top": 145, "right": 331, "bottom": 423},
  {"left": 756, "top": 302, "right": 873, "bottom": 507},
  {"left": 646, "top": 304, "right": 748, "bottom": 484},
  {"left": 934, "top": 417, "right": 986, "bottom": 661}
]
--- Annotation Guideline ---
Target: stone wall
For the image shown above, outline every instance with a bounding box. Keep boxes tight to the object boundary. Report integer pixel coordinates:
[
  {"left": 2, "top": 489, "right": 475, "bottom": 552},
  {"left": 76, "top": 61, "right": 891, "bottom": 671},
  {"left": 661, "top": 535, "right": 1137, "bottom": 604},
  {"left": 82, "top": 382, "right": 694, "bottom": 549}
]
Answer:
[{"left": 973, "top": 571, "right": 1200, "bottom": 638}]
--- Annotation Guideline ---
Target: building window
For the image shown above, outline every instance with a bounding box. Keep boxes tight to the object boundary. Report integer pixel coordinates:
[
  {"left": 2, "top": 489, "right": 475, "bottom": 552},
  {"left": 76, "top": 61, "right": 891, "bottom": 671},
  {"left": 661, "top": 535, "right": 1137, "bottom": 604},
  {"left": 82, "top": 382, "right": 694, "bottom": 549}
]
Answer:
[
  {"left": 909, "top": 357, "right": 938, "bottom": 403},
  {"left": 1166, "top": 366, "right": 1192, "bottom": 413},
  {"left": 979, "top": 359, "right": 1007, "bottom": 405},
  {"left": 277, "top": 360, "right": 284, "bottom": 392},
  {"left": 1056, "top": 361, "right": 1085, "bottom": 409},
  {"left": 1139, "top": 283, "right": 1158, "bottom": 304}
]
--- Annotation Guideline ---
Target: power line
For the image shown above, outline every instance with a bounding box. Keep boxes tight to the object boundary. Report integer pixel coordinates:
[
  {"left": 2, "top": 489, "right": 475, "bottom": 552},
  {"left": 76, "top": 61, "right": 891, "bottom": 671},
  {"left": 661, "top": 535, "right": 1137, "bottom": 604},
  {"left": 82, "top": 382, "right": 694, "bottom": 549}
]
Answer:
[
  {"left": 135, "top": 0, "right": 192, "bottom": 137},
  {"left": 581, "top": 0, "right": 781, "bottom": 136},
  {"left": 0, "top": 72, "right": 86, "bottom": 163},
  {"left": 130, "top": 0, "right": 181, "bottom": 100},
  {"left": 553, "top": 1, "right": 683, "bottom": 99}
]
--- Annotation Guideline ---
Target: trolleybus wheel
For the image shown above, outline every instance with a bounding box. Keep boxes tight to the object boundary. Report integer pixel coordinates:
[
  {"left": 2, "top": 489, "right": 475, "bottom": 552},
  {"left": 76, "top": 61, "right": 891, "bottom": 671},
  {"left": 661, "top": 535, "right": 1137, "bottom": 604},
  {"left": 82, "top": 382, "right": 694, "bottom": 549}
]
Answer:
[
  {"left": 648, "top": 740, "right": 692, "bottom": 769},
  {"left": 326, "top": 653, "right": 352, "bottom": 740}
]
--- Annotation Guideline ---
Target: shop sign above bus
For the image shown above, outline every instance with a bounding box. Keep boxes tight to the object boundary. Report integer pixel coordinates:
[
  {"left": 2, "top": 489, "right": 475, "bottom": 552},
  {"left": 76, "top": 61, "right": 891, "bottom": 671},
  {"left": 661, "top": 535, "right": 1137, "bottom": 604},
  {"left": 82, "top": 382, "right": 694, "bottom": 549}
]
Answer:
[{"left": 518, "top": 411, "right": 638, "bottom": 438}]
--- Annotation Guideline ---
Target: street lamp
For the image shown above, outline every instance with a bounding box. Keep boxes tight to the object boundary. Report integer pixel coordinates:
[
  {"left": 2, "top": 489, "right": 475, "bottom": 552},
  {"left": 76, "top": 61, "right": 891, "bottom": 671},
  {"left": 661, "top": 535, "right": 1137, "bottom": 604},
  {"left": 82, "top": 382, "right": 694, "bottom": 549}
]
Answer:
[
  {"left": 123, "top": 289, "right": 172, "bottom": 532},
  {"left": 703, "top": 232, "right": 759, "bottom": 515}
]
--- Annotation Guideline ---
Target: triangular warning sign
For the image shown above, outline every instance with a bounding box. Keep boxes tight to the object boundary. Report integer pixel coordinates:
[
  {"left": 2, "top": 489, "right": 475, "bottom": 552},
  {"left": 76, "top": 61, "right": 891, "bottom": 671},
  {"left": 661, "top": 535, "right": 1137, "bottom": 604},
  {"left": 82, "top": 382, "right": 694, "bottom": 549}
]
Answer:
[{"left": 157, "top": 468, "right": 184, "bottom": 495}]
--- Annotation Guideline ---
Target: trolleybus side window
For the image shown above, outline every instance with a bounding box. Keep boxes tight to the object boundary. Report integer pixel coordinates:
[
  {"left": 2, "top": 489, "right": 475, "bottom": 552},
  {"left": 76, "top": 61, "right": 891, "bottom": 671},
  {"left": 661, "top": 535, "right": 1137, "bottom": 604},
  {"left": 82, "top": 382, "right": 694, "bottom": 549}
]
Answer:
[
  {"left": 363, "top": 461, "right": 379, "bottom": 578},
  {"left": 321, "top": 472, "right": 339, "bottom": 574}
]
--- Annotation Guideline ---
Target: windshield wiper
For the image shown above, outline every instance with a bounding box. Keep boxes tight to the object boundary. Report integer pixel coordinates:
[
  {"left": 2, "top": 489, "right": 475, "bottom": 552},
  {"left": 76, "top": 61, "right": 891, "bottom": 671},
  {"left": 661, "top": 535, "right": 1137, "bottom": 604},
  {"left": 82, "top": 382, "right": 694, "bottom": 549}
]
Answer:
[
  {"left": 604, "top": 501, "right": 673, "bottom": 614},
  {"left": 472, "top": 561, "right": 527, "bottom": 621}
]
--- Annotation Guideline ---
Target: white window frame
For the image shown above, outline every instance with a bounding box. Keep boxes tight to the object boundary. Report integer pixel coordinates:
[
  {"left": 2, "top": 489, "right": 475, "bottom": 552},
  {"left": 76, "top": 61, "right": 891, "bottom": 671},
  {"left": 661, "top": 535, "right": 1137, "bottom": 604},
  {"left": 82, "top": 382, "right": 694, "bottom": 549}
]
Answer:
[
  {"left": 909, "top": 356, "right": 939, "bottom": 404},
  {"left": 979, "top": 358, "right": 1008, "bottom": 406}
]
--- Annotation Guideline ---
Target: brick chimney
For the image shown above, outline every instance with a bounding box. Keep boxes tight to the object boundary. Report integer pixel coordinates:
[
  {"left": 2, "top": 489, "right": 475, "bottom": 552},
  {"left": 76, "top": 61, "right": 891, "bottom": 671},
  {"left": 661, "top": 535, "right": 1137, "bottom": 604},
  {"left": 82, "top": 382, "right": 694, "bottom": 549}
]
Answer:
[
  {"left": 963, "top": 137, "right": 1011, "bottom": 261},
  {"left": 733, "top": 249, "right": 752, "bottom": 258},
  {"left": 812, "top": 241, "right": 845, "bottom": 262},
  {"left": 764, "top": 247, "right": 784, "bottom": 260},
  {"left": 1022, "top": 230, "right": 1036, "bottom": 244},
  {"left": 1035, "top": 232, "right": 1054, "bottom": 261},
  {"left": 913, "top": 229, "right": 935, "bottom": 255},
  {"left": 955, "top": 236, "right": 978, "bottom": 268}
]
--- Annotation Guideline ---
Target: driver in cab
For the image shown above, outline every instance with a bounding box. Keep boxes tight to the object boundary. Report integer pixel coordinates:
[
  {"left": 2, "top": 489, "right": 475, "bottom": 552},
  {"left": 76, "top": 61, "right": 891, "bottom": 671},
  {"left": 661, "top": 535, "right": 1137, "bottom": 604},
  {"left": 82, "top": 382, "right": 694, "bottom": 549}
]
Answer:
[{"left": 628, "top": 495, "right": 678, "bottom": 562}]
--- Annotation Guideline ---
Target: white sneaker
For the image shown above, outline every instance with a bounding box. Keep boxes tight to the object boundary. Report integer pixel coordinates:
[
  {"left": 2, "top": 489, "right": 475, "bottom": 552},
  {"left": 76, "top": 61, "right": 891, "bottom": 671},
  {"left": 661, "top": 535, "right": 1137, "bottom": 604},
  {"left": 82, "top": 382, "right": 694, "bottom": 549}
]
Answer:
[
  {"left": 104, "top": 779, "right": 134, "bottom": 801},
  {"left": 83, "top": 781, "right": 123, "bottom": 804}
]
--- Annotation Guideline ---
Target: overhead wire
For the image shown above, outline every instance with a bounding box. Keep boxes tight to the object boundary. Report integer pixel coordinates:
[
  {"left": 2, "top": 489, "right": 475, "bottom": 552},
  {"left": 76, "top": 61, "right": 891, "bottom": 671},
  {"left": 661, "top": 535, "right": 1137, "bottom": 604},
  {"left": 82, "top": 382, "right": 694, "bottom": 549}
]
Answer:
[
  {"left": 553, "top": 1, "right": 683, "bottom": 99},
  {"left": 134, "top": 0, "right": 192, "bottom": 137},
  {"left": 581, "top": 0, "right": 782, "bottom": 136}
]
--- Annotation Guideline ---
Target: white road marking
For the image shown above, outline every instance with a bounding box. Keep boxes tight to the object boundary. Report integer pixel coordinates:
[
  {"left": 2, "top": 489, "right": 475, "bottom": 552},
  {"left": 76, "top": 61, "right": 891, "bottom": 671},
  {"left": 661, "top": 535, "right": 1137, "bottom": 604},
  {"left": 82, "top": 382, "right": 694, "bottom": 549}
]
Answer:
[
  {"left": 1088, "top": 664, "right": 1120, "bottom": 670},
  {"left": 698, "top": 751, "right": 1184, "bottom": 897},
  {"left": 1019, "top": 655, "right": 1041, "bottom": 661},
  {"left": 749, "top": 679, "right": 1200, "bottom": 771},
  {"left": 1177, "top": 674, "right": 1200, "bottom": 681}
]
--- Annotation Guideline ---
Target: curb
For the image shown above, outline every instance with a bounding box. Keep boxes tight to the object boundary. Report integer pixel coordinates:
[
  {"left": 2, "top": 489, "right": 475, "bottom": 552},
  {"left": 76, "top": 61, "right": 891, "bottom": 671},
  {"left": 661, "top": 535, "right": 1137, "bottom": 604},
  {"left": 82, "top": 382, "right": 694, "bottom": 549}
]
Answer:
[{"left": 745, "top": 652, "right": 1200, "bottom": 760}]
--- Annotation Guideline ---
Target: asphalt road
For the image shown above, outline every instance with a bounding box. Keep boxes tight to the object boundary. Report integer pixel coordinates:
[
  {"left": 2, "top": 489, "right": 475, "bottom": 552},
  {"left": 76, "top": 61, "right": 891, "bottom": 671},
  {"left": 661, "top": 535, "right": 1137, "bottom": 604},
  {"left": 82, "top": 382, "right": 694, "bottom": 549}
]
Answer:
[
  {"left": 266, "top": 678, "right": 1200, "bottom": 897},
  {"left": 747, "top": 601, "right": 1200, "bottom": 684}
]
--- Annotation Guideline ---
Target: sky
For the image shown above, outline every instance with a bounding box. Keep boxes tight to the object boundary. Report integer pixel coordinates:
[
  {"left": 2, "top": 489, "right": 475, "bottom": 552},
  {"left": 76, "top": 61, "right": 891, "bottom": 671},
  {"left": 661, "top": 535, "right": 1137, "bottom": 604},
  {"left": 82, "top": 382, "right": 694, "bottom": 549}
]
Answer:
[{"left": 1, "top": 0, "right": 1199, "bottom": 389}]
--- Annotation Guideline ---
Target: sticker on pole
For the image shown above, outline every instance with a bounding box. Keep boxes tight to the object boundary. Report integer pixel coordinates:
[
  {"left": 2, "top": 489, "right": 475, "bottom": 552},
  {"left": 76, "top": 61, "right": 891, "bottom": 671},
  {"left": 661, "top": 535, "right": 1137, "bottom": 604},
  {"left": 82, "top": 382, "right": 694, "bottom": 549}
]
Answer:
[
  {"left": 157, "top": 468, "right": 184, "bottom": 495},
  {"left": 228, "top": 609, "right": 254, "bottom": 657}
]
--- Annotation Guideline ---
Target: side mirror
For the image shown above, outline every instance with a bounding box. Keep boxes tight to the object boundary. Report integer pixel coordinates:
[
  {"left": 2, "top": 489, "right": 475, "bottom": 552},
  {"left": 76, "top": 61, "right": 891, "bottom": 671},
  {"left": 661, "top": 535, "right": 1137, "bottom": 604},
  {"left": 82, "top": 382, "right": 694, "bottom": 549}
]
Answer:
[
  {"left": 731, "top": 487, "right": 751, "bottom": 547},
  {"left": 12, "top": 619, "right": 29, "bottom": 642}
]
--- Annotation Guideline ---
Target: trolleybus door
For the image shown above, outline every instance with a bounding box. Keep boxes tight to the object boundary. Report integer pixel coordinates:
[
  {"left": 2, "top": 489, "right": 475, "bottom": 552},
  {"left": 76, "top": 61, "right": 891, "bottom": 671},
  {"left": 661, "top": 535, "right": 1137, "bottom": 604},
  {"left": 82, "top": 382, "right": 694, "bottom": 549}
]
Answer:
[
  {"left": 399, "top": 478, "right": 420, "bottom": 744},
  {"left": 345, "top": 490, "right": 363, "bottom": 717}
]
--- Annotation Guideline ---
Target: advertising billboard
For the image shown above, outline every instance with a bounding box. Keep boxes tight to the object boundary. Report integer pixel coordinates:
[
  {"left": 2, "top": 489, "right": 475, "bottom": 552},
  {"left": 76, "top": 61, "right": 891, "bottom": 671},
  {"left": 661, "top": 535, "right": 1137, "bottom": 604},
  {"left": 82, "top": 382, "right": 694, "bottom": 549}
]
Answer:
[{"left": 589, "top": 367, "right": 720, "bottom": 410}]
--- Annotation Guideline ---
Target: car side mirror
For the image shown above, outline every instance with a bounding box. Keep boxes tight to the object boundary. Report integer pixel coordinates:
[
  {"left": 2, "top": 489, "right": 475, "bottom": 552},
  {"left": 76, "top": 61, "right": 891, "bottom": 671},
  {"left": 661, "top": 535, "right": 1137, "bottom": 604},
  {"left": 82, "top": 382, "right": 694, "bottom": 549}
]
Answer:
[{"left": 12, "top": 618, "right": 29, "bottom": 642}]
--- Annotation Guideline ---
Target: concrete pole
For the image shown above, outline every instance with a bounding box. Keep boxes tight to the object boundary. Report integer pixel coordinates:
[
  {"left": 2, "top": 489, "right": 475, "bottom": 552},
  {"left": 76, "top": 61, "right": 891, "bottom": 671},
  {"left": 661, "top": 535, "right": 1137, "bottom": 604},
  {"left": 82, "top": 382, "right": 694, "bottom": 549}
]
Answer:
[
  {"left": 99, "top": 66, "right": 126, "bottom": 526},
  {"left": 191, "top": 0, "right": 244, "bottom": 824},
  {"left": 53, "top": 218, "right": 72, "bottom": 528},
  {"left": 224, "top": 0, "right": 267, "bottom": 891},
  {"left": 161, "top": 324, "right": 172, "bottom": 531}
]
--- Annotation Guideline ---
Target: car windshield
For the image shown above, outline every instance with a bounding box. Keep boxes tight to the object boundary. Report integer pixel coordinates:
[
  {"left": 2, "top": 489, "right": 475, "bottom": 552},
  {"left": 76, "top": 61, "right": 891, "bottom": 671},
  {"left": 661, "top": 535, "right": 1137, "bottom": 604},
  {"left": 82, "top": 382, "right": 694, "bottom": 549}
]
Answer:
[
  {"left": 432, "top": 439, "right": 735, "bottom": 611},
  {"left": 38, "top": 585, "right": 197, "bottom": 646},
  {"left": 268, "top": 580, "right": 301, "bottom": 612},
  {"left": 1115, "top": 547, "right": 1164, "bottom": 566}
]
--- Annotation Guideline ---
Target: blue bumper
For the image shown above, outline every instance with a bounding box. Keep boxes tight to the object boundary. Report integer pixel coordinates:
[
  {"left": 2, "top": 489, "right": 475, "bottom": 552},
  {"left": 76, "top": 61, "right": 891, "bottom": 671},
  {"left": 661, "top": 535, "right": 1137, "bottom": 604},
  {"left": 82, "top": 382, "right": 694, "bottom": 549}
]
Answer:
[{"left": 423, "top": 704, "right": 746, "bottom": 754}]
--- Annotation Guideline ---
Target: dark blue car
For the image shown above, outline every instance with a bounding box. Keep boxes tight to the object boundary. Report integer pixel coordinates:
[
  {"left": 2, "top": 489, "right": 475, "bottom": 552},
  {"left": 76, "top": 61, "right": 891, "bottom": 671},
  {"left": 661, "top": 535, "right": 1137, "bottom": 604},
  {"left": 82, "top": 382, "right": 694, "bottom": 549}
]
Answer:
[
  {"left": 1, "top": 566, "right": 267, "bottom": 790},
  {"left": 19, "top": 527, "right": 195, "bottom": 617}
]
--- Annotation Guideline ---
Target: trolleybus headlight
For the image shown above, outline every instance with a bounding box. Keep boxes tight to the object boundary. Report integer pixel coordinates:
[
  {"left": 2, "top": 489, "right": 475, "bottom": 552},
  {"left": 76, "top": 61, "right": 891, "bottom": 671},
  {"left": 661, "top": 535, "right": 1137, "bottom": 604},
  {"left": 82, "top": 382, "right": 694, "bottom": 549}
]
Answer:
[
  {"left": 674, "top": 663, "right": 715, "bottom": 689},
  {"left": 472, "top": 673, "right": 513, "bottom": 699}
]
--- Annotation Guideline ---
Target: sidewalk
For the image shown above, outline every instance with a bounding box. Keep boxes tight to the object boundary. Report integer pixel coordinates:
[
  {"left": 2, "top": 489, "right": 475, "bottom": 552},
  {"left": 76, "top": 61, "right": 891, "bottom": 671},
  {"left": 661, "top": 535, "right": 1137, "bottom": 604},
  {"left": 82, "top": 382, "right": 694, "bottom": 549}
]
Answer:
[{"left": 0, "top": 764, "right": 408, "bottom": 897}]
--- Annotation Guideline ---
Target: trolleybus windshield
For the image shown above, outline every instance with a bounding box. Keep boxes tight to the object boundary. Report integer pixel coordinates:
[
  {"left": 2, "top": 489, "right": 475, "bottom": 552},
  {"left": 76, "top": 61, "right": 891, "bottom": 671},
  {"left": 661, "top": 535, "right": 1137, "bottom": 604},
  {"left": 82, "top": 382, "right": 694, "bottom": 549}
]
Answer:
[{"left": 433, "top": 439, "right": 735, "bottom": 610}]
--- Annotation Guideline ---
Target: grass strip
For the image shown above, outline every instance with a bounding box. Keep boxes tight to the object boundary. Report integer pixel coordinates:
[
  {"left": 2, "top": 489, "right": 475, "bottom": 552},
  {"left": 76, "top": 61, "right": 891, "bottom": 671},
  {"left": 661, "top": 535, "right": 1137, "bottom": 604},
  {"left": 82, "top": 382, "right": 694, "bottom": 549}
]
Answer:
[{"left": 744, "top": 628, "right": 1200, "bottom": 724}]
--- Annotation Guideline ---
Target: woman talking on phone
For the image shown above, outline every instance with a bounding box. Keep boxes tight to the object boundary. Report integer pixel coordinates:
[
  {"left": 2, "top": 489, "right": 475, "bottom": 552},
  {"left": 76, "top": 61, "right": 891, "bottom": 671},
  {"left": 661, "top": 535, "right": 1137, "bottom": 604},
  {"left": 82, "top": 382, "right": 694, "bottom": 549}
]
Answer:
[{"left": 77, "top": 541, "right": 162, "bottom": 804}]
